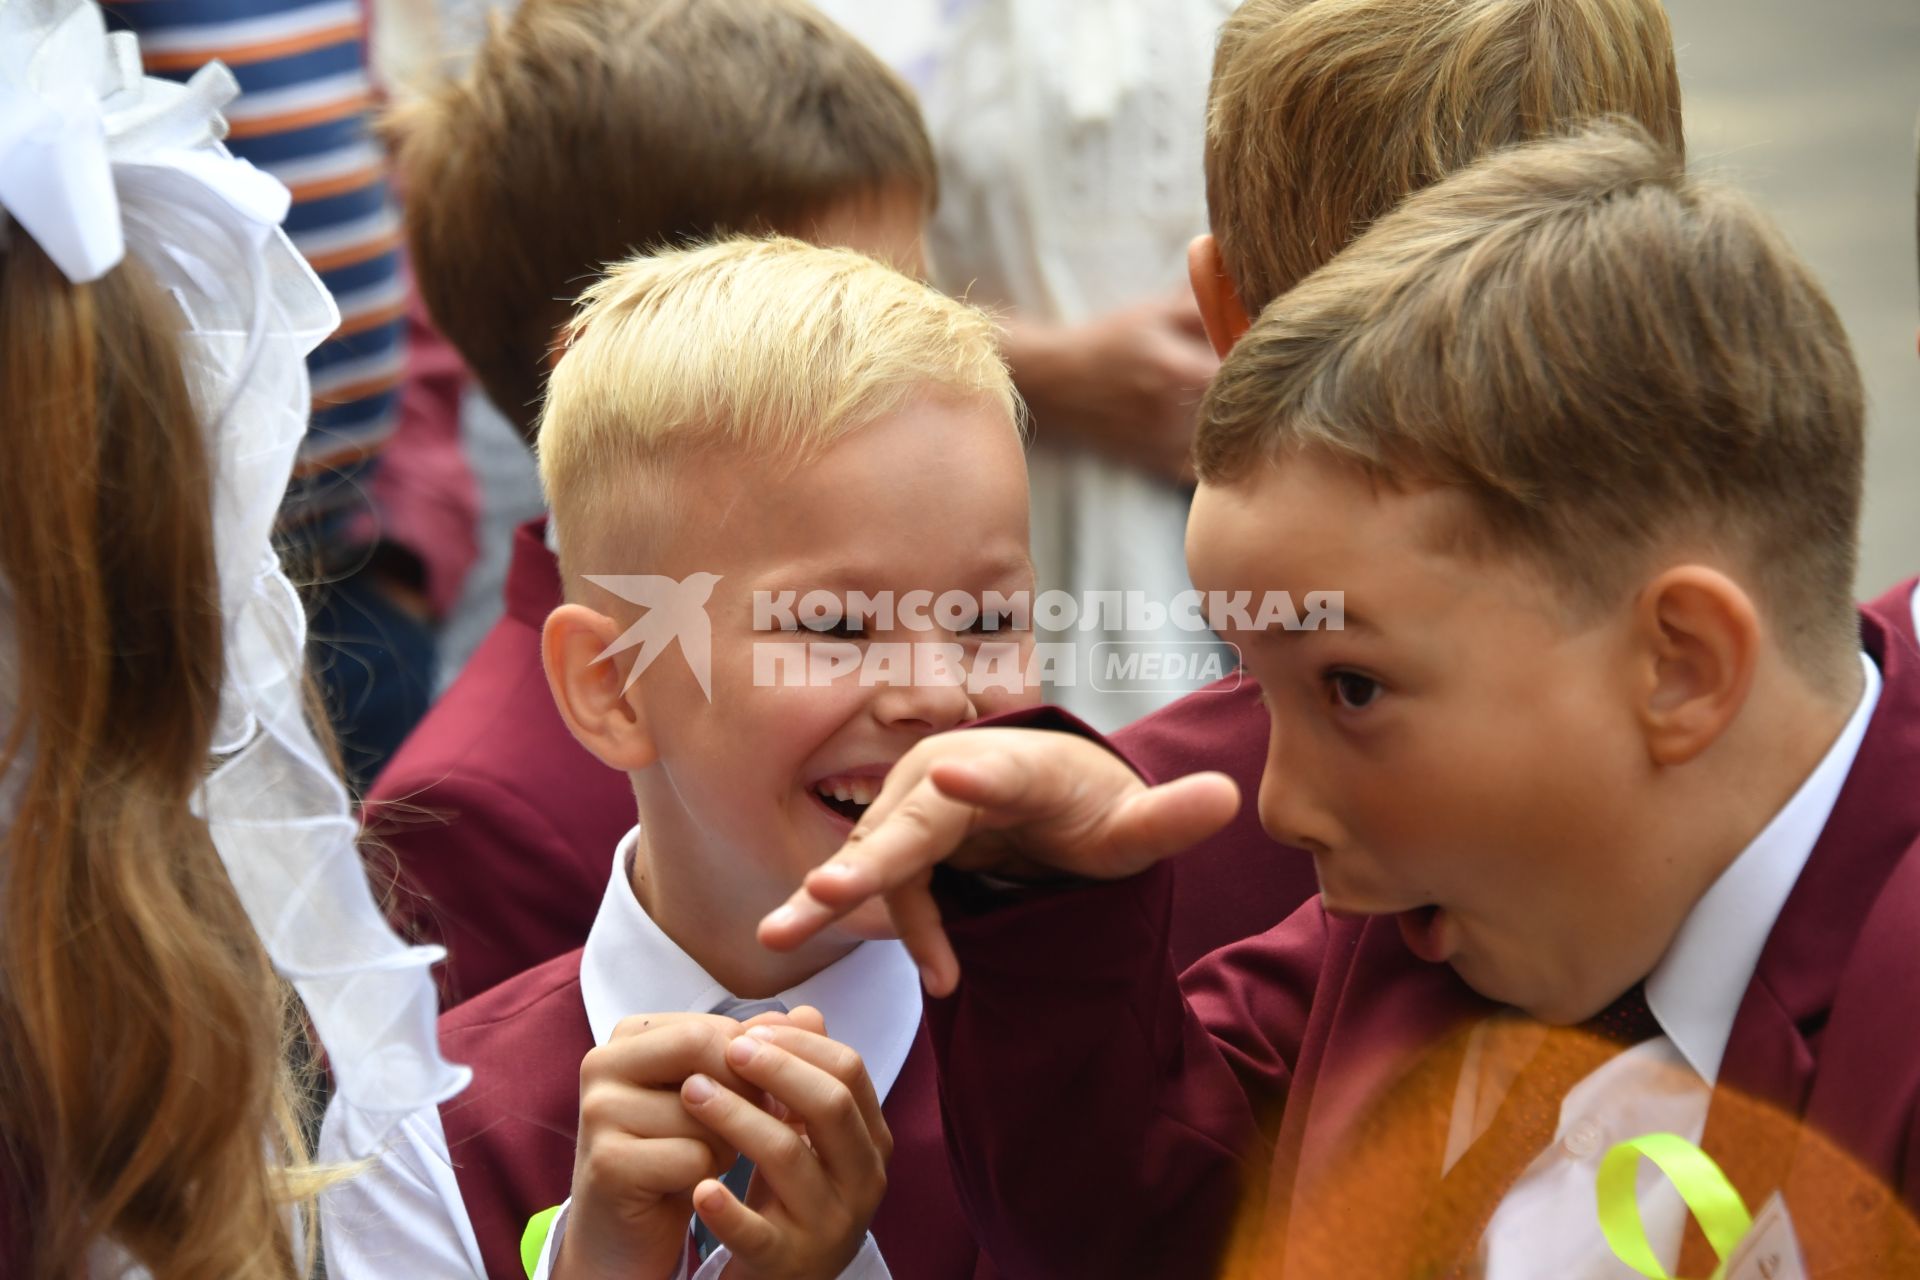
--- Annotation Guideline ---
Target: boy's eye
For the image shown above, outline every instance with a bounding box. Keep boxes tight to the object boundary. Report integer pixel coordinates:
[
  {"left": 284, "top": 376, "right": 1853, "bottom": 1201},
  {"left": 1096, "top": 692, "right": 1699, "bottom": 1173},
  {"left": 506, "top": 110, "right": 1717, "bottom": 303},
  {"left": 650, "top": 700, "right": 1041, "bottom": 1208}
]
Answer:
[
  {"left": 803, "top": 618, "right": 865, "bottom": 640},
  {"left": 1326, "top": 670, "right": 1383, "bottom": 711}
]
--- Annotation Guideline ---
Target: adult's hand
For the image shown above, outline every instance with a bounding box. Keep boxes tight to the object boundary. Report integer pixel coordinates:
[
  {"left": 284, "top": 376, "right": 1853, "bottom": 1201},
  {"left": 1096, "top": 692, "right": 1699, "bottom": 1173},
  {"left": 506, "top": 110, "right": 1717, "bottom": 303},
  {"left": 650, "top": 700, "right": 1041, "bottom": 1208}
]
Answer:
[
  {"left": 1003, "top": 290, "right": 1220, "bottom": 485},
  {"left": 757, "top": 728, "right": 1238, "bottom": 995}
]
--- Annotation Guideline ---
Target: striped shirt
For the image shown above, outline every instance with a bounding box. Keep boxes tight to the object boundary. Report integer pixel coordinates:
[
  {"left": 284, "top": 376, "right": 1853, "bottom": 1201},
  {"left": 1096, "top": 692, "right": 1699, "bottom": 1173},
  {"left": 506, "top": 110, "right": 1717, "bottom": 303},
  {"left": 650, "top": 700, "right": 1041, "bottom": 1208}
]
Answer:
[{"left": 107, "top": 0, "right": 406, "bottom": 537}]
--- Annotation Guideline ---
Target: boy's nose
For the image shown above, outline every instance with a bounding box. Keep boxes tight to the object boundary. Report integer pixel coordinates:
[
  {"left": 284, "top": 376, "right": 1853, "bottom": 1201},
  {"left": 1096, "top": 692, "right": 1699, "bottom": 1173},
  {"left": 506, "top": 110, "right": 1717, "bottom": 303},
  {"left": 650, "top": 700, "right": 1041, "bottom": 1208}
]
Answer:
[
  {"left": 1256, "top": 724, "right": 1338, "bottom": 855},
  {"left": 869, "top": 655, "right": 979, "bottom": 732}
]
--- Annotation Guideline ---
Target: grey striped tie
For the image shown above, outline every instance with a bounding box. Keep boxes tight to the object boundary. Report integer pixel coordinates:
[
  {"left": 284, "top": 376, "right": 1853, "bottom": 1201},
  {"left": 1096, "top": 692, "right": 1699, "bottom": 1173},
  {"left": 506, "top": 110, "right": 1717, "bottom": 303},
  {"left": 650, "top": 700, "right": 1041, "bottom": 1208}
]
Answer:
[{"left": 691, "top": 996, "right": 789, "bottom": 1261}]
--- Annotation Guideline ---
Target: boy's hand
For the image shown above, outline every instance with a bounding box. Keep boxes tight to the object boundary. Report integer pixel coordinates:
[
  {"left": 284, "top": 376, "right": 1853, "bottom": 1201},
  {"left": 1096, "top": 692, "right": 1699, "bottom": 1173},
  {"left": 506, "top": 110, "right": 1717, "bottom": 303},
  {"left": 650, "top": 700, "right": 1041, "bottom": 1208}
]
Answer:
[
  {"left": 756, "top": 728, "right": 1239, "bottom": 995},
  {"left": 678, "top": 1018, "right": 892, "bottom": 1280},
  {"left": 1004, "top": 291, "right": 1220, "bottom": 485},
  {"left": 554, "top": 1012, "right": 780, "bottom": 1280}
]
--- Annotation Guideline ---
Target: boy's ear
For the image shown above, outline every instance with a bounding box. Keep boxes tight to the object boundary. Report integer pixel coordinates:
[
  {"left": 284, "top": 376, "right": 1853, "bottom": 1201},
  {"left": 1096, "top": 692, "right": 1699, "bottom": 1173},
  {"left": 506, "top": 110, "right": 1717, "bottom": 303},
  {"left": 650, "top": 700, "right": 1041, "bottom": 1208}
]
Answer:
[
  {"left": 1630, "top": 567, "right": 1761, "bottom": 767},
  {"left": 1187, "top": 234, "right": 1253, "bottom": 358},
  {"left": 542, "top": 603, "right": 658, "bottom": 772}
]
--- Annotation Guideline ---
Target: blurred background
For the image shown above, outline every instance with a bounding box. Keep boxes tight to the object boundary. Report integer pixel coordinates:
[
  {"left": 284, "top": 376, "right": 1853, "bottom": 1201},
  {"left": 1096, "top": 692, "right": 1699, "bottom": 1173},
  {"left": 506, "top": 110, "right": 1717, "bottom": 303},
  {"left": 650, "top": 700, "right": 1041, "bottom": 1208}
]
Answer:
[{"left": 1668, "top": 0, "right": 1919, "bottom": 597}]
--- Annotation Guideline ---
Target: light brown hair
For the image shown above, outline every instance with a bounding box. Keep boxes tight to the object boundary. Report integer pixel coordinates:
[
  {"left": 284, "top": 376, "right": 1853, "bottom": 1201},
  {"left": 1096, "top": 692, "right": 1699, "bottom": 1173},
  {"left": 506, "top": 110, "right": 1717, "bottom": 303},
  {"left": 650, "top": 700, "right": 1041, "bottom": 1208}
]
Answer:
[
  {"left": 1196, "top": 122, "right": 1864, "bottom": 687},
  {"left": 1205, "top": 0, "right": 1685, "bottom": 315},
  {"left": 0, "top": 238, "right": 317, "bottom": 1278},
  {"left": 386, "top": 0, "right": 937, "bottom": 434}
]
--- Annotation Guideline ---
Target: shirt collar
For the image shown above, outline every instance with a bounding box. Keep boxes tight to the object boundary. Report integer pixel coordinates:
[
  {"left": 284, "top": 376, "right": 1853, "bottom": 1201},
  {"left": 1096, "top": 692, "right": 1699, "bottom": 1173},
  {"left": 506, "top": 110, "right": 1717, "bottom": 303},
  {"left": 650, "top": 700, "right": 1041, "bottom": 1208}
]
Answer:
[
  {"left": 579, "top": 826, "right": 924, "bottom": 1102},
  {"left": 1646, "top": 650, "right": 1882, "bottom": 1084}
]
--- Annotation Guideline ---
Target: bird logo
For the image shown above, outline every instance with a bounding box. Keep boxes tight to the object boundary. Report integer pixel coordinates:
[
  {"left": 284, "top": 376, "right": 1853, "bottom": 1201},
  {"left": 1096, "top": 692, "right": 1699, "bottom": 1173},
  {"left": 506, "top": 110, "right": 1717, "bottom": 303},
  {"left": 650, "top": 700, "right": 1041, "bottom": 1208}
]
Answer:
[{"left": 582, "top": 573, "right": 723, "bottom": 701}]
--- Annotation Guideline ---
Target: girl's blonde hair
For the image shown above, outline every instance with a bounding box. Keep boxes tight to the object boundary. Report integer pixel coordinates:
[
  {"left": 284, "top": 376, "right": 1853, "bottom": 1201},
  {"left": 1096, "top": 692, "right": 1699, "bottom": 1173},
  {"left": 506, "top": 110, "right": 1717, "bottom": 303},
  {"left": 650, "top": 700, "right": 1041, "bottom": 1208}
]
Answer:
[{"left": 0, "top": 234, "right": 319, "bottom": 1278}]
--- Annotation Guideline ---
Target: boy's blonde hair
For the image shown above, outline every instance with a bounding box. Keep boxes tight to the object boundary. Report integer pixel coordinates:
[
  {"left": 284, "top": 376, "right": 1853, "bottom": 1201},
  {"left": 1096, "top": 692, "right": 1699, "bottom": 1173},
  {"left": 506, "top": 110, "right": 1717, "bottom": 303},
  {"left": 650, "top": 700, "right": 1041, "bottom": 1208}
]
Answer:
[
  {"left": 1206, "top": 0, "right": 1685, "bottom": 315},
  {"left": 1197, "top": 123, "right": 1864, "bottom": 688},
  {"left": 385, "top": 0, "right": 936, "bottom": 433},
  {"left": 539, "top": 237, "right": 1019, "bottom": 576}
]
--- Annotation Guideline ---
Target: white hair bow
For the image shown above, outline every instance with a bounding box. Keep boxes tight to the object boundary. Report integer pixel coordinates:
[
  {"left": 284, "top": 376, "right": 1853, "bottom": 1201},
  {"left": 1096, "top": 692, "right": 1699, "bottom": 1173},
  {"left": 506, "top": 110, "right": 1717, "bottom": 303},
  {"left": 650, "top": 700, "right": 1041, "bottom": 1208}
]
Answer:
[{"left": 0, "top": 0, "right": 468, "bottom": 1154}]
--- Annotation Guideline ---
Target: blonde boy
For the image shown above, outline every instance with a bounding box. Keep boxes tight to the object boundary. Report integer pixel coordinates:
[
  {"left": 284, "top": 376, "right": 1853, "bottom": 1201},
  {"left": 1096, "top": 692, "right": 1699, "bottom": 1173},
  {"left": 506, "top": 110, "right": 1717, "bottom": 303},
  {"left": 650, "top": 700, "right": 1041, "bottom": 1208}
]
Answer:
[
  {"left": 322, "top": 238, "right": 1036, "bottom": 1280},
  {"left": 366, "top": 0, "right": 939, "bottom": 1005}
]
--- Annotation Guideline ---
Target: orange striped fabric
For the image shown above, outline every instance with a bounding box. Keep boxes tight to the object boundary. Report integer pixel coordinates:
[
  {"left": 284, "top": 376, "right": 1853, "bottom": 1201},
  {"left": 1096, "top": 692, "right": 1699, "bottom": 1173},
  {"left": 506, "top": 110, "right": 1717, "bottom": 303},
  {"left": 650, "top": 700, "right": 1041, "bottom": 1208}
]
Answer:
[{"left": 141, "top": 19, "right": 359, "bottom": 70}]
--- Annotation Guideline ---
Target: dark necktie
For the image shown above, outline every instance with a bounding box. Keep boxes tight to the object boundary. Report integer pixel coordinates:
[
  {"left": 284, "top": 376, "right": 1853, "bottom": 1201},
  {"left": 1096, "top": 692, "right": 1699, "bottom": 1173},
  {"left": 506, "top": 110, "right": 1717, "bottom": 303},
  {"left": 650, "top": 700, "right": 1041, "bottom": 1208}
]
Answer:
[
  {"left": 1414, "top": 984, "right": 1663, "bottom": 1279},
  {"left": 691, "top": 995, "right": 790, "bottom": 1262}
]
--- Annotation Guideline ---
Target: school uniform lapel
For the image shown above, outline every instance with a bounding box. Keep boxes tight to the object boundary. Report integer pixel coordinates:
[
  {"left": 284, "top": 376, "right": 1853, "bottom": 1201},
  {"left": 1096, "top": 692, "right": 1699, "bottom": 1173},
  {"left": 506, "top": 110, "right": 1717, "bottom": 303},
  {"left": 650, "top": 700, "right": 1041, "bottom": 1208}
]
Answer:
[
  {"left": 1683, "top": 604, "right": 1920, "bottom": 1272},
  {"left": 1269, "top": 916, "right": 1491, "bottom": 1276}
]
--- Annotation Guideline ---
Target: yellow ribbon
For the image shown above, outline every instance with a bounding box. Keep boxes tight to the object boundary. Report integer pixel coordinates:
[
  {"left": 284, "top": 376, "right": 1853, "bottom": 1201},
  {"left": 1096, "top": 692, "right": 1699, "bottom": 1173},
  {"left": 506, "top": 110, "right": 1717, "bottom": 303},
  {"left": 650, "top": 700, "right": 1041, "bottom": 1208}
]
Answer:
[
  {"left": 1596, "top": 1134, "right": 1754, "bottom": 1279},
  {"left": 520, "top": 1204, "right": 563, "bottom": 1278}
]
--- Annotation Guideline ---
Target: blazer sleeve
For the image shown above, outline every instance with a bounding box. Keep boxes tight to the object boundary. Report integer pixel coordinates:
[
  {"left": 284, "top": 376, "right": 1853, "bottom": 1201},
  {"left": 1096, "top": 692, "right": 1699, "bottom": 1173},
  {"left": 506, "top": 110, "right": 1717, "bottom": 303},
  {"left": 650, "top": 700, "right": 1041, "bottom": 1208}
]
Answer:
[{"left": 924, "top": 861, "right": 1325, "bottom": 1280}]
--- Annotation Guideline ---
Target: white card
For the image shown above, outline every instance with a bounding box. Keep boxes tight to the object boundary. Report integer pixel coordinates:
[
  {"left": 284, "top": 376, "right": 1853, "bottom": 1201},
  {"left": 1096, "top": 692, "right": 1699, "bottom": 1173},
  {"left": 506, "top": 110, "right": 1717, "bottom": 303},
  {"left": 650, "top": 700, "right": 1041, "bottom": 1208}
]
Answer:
[{"left": 1721, "top": 1192, "right": 1809, "bottom": 1280}]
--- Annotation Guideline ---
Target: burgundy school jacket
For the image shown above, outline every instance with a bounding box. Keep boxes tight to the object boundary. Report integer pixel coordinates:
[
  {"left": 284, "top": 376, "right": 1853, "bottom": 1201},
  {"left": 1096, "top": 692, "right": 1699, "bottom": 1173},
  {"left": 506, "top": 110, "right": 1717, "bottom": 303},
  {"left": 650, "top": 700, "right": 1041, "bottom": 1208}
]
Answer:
[
  {"left": 437, "top": 949, "right": 1004, "bottom": 1280},
  {"left": 925, "top": 581, "right": 1920, "bottom": 1279},
  {"left": 1112, "top": 675, "right": 1320, "bottom": 971},
  {"left": 364, "top": 520, "right": 1319, "bottom": 1006},
  {"left": 361, "top": 518, "right": 634, "bottom": 1005}
]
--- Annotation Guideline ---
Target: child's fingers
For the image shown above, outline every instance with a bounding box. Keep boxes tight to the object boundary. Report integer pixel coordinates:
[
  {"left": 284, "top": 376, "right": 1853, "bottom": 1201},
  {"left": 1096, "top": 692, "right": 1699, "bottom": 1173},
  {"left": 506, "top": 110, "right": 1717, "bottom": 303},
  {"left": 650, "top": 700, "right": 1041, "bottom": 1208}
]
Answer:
[
  {"left": 1091, "top": 772, "right": 1242, "bottom": 875},
  {"left": 690, "top": 1176, "right": 780, "bottom": 1260},
  {"left": 743, "top": 1007, "right": 823, "bottom": 1126},
  {"left": 680, "top": 1074, "right": 834, "bottom": 1222},
  {"left": 590, "top": 1017, "right": 756, "bottom": 1096},
  {"left": 740, "top": 1027, "right": 887, "bottom": 1158},
  {"left": 737, "top": 1008, "right": 792, "bottom": 1033},
  {"left": 576, "top": 1081, "right": 735, "bottom": 1173},
  {"left": 886, "top": 873, "right": 961, "bottom": 997},
  {"left": 726, "top": 1031, "right": 892, "bottom": 1177},
  {"left": 921, "top": 753, "right": 1032, "bottom": 811},
  {"left": 580, "top": 1134, "right": 719, "bottom": 1197},
  {"left": 763, "top": 776, "right": 978, "bottom": 944},
  {"left": 783, "top": 1004, "right": 828, "bottom": 1037}
]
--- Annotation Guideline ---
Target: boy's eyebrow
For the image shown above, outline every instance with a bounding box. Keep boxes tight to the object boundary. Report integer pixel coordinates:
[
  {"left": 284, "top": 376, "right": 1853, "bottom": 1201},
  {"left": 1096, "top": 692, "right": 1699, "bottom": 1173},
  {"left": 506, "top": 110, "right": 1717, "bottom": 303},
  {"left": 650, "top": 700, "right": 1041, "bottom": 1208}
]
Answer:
[
  {"left": 1242, "top": 604, "right": 1378, "bottom": 641},
  {"left": 754, "top": 551, "right": 1037, "bottom": 591}
]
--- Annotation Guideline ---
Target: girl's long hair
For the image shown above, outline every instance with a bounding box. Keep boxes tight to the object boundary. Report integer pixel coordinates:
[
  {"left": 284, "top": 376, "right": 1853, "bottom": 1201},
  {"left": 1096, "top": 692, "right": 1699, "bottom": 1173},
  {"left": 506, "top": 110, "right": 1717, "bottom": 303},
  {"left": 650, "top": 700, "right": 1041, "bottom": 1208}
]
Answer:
[{"left": 0, "top": 234, "right": 318, "bottom": 1277}]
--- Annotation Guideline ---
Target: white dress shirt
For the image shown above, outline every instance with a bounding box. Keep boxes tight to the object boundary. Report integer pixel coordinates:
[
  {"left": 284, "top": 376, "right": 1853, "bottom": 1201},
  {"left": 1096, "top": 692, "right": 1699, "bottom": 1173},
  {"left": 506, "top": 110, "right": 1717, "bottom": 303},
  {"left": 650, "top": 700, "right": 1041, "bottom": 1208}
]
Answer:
[
  {"left": 320, "top": 827, "right": 922, "bottom": 1280},
  {"left": 1461, "top": 651, "right": 1882, "bottom": 1277}
]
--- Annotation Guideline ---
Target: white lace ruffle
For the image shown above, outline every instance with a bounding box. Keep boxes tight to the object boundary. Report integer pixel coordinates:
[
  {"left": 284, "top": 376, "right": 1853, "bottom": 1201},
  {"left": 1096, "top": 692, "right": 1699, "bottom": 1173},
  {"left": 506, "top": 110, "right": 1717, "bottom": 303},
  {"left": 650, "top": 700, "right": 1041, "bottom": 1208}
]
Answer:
[{"left": 0, "top": 0, "right": 469, "bottom": 1154}]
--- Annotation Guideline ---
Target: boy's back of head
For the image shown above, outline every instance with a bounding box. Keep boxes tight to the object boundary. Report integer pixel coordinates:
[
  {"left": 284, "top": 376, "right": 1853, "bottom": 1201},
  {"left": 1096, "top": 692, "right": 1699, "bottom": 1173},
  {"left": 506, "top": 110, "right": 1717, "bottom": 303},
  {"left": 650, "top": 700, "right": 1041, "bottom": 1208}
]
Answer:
[
  {"left": 1198, "top": 121, "right": 1864, "bottom": 689},
  {"left": 1206, "top": 0, "right": 1685, "bottom": 315},
  {"left": 387, "top": 0, "right": 937, "bottom": 433}
]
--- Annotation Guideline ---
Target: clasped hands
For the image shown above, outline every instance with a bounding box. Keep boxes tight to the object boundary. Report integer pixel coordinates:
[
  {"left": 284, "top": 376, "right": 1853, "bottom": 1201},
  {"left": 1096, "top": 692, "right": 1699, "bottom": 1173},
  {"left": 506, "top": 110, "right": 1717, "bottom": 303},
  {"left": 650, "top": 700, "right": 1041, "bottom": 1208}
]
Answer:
[{"left": 554, "top": 1006, "right": 890, "bottom": 1280}]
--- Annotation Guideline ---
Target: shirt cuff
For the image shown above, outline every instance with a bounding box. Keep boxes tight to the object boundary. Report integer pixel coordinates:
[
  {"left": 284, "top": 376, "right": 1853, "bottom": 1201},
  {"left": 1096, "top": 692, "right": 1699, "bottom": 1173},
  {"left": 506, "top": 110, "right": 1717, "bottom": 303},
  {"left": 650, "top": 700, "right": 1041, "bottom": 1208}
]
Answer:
[
  {"left": 689, "top": 1233, "right": 888, "bottom": 1280},
  {"left": 529, "top": 1199, "right": 572, "bottom": 1280}
]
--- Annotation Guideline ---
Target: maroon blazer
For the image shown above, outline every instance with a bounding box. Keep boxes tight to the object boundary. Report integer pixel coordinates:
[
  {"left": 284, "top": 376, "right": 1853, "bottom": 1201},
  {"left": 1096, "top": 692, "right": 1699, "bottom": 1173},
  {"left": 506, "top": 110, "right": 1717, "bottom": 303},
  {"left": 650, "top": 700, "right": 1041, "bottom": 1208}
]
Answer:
[
  {"left": 438, "top": 949, "right": 1002, "bottom": 1280},
  {"left": 927, "top": 581, "right": 1920, "bottom": 1279},
  {"left": 362, "top": 518, "right": 635, "bottom": 1005},
  {"left": 1113, "top": 676, "right": 1321, "bottom": 971}
]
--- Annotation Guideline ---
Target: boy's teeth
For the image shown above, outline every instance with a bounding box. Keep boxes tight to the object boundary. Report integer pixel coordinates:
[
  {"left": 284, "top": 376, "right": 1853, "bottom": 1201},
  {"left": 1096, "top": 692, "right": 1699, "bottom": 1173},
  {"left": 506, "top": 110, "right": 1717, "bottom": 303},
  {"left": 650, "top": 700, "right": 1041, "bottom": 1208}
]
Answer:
[{"left": 816, "top": 776, "right": 879, "bottom": 806}]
